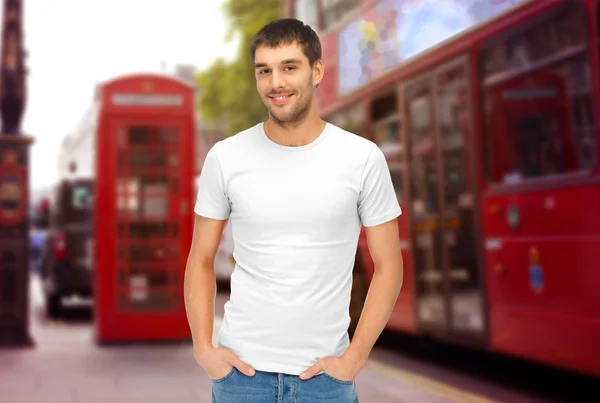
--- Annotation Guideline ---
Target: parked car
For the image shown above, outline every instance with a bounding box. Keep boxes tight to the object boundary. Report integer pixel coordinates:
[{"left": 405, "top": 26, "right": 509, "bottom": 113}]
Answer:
[{"left": 35, "top": 178, "right": 94, "bottom": 317}]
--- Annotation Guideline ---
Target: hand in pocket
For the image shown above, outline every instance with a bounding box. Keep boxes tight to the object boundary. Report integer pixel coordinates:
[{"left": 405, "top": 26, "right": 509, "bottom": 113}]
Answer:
[{"left": 194, "top": 346, "right": 255, "bottom": 380}]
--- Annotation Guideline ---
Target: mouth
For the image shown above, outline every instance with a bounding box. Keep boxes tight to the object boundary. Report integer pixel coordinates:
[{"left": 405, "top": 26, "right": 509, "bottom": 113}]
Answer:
[{"left": 269, "top": 93, "right": 294, "bottom": 105}]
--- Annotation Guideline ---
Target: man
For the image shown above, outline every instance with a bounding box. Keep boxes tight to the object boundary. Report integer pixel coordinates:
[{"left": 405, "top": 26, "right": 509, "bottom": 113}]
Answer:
[{"left": 184, "top": 18, "right": 403, "bottom": 403}]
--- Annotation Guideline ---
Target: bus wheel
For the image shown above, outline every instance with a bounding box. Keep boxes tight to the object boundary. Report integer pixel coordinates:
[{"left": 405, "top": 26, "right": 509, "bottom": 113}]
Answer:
[{"left": 349, "top": 267, "right": 368, "bottom": 339}]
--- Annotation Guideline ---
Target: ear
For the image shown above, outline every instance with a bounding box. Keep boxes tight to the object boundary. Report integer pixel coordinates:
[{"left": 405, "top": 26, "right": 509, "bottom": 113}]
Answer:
[{"left": 312, "top": 59, "right": 324, "bottom": 89}]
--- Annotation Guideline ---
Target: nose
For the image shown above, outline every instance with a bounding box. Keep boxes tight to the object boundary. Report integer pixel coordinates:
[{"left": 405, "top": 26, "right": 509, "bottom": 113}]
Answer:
[{"left": 269, "top": 70, "right": 284, "bottom": 90}]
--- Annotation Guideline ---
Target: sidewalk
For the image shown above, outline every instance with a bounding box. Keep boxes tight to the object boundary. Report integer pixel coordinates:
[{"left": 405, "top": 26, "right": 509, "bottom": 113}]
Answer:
[{"left": 0, "top": 275, "right": 475, "bottom": 403}]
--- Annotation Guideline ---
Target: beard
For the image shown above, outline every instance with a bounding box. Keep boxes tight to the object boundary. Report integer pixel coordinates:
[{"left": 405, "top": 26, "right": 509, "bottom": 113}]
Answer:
[{"left": 263, "top": 81, "right": 314, "bottom": 127}]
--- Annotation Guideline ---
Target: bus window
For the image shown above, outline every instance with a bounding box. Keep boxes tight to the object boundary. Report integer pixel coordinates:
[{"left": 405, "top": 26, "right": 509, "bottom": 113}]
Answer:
[
  {"left": 321, "top": 0, "right": 361, "bottom": 32},
  {"left": 370, "top": 91, "right": 403, "bottom": 202},
  {"left": 328, "top": 103, "right": 365, "bottom": 135},
  {"left": 294, "top": 0, "right": 318, "bottom": 29},
  {"left": 409, "top": 93, "right": 438, "bottom": 212},
  {"left": 481, "top": 4, "right": 597, "bottom": 184}
]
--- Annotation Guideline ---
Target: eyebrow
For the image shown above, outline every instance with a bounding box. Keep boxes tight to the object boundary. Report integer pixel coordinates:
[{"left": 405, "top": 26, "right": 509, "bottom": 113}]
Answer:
[{"left": 254, "top": 59, "right": 302, "bottom": 69}]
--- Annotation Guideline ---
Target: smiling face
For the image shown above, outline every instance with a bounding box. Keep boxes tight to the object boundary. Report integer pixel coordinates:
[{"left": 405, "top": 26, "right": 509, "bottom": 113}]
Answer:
[{"left": 254, "top": 41, "right": 323, "bottom": 126}]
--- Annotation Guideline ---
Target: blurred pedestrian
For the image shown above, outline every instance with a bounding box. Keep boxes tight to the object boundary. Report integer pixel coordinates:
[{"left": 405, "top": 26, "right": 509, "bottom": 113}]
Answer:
[
  {"left": 184, "top": 18, "right": 403, "bottom": 403},
  {"left": 29, "top": 226, "right": 44, "bottom": 274}
]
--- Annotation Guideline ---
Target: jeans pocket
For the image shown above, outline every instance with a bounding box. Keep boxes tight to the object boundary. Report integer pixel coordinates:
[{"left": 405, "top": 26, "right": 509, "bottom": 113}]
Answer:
[
  {"left": 211, "top": 367, "right": 235, "bottom": 383},
  {"left": 321, "top": 372, "right": 354, "bottom": 385}
]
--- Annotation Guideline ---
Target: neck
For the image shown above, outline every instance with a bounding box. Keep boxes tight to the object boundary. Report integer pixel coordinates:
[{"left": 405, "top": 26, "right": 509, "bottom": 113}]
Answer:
[{"left": 264, "top": 106, "right": 326, "bottom": 147}]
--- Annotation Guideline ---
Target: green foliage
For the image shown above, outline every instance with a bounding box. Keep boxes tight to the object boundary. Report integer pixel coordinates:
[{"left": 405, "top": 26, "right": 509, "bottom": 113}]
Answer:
[{"left": 196, "top": 0, "right": 281, "bottom": 137}]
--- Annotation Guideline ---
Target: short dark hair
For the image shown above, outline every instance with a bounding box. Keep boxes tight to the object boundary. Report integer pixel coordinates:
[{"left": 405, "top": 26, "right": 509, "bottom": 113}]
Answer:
[{"left": 250, "top": 18, "right": 322, "bottom": 66}]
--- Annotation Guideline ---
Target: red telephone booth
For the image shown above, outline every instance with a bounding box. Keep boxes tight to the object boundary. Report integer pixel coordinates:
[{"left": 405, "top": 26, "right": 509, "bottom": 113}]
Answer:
[{"left": 93, "top": 74, "right": 195, "bottom": 343}]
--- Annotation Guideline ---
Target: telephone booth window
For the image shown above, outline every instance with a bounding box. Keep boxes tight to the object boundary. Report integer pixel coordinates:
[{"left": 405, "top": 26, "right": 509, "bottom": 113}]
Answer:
[{"left": 115, "top": 125, "right": 182, "bottom": 313}]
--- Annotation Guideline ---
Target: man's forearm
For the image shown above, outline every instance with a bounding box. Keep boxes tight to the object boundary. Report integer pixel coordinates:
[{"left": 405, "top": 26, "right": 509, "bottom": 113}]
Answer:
[
  {"left": 345, "top": 261, "right": 403, "bottom": 364},
  {"left": 183, "top": 258, "right": 216, "bottom": 353}
]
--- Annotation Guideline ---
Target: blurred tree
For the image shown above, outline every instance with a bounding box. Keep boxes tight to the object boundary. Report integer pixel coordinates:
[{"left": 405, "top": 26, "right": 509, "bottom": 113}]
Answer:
[{"left": 196, "top": 0, "right": 280, "bottom": 137}]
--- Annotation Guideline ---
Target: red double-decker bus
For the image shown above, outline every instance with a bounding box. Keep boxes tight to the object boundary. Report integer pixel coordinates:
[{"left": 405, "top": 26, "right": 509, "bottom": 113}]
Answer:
[{"left": 286, "top": 0, "right": 600, "bottom": 377}]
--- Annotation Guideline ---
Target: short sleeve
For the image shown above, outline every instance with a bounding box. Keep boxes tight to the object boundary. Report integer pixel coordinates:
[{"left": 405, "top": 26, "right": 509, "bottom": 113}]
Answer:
[
  {"left": 358, "top": 145, "right": 402, "bottom": 227},
  {"left": 194, "top": 142, "right": 231, "bottom": 220}
]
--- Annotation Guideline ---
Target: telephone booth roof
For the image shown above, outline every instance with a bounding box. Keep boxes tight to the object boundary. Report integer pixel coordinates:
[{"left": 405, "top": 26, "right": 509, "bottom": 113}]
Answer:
[{"left": 95, "top": 73, "right": 196, "bottom": 116}]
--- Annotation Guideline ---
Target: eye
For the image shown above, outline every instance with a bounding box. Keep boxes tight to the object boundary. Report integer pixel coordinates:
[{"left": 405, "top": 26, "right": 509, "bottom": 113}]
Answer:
[
  {"left": 284, "top": 66, "right": 296, "bottom": 71},
  {"left": 258, "top": 69, "right": 270, "bottom": 75}
]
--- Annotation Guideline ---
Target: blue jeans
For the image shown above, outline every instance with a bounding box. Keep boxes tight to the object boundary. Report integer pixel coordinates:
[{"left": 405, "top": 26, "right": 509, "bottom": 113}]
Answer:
[{"left": 211, "top": 367, "right": 359, "bottom": 403}]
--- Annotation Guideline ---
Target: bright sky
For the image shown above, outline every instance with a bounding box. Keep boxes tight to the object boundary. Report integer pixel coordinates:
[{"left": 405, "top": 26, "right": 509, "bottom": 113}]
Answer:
[{"left": 19, "top": 0, "right": 237, "bottom": 190}]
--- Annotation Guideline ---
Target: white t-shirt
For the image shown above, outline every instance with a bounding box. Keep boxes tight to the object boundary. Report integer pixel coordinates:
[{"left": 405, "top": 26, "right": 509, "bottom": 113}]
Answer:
[{"left": 194, "top": 122, "right": 401, "bottom": 375}]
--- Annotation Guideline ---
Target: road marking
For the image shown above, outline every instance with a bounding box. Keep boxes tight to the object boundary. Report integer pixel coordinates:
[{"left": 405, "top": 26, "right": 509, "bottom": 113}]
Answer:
[{"left": 366, "top": 359, "right": 499, "bottom": 403}]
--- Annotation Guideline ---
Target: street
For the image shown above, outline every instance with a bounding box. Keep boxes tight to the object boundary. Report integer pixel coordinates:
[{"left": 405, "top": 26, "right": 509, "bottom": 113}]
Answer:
[{"left": 0, "top": 274, "right": 556, "bottom": 403}]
